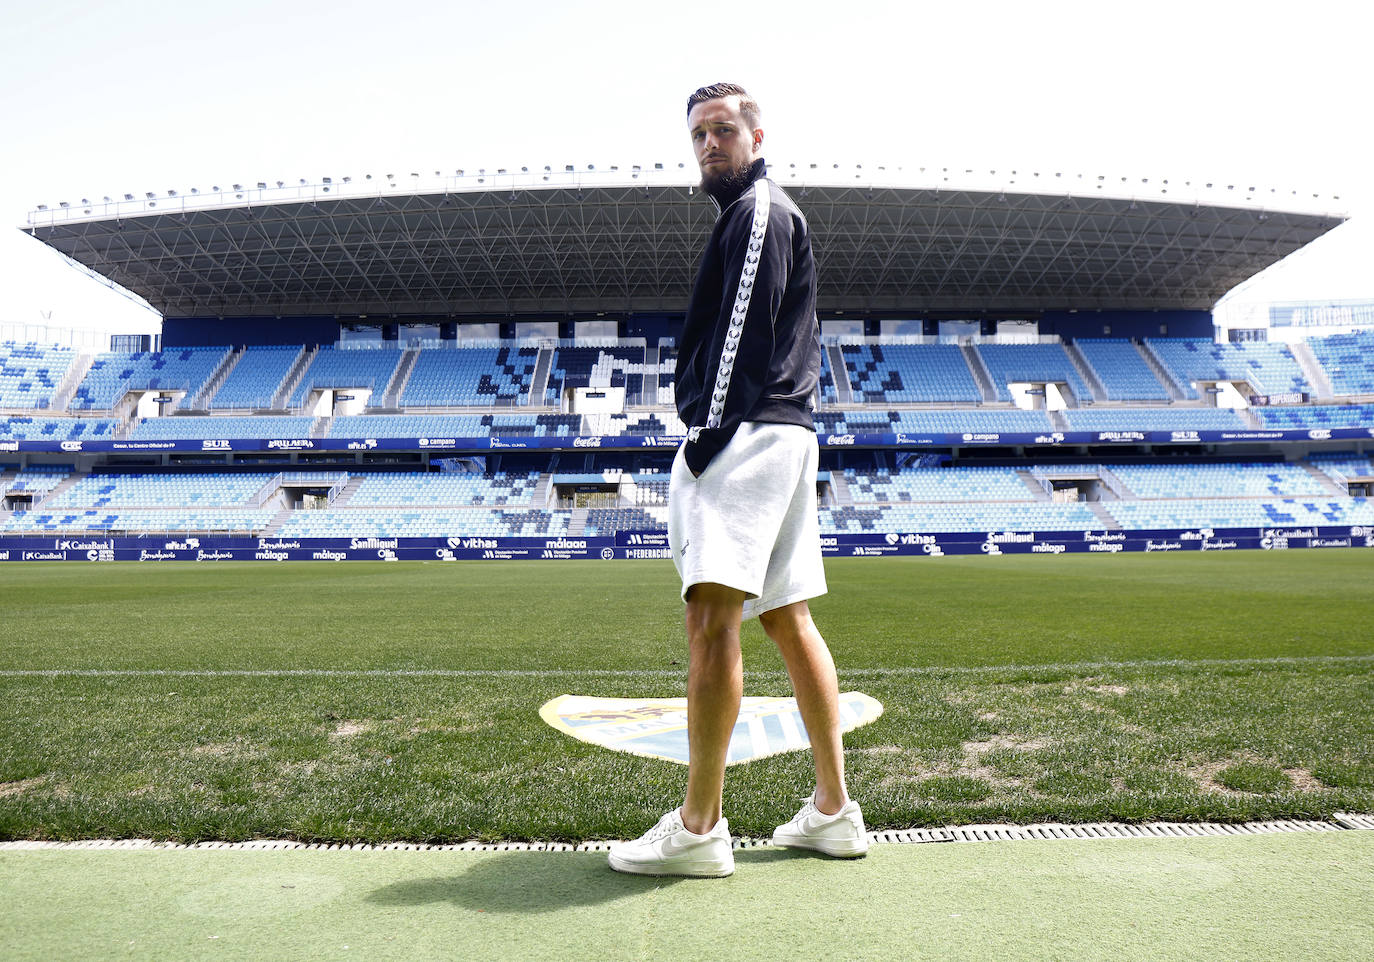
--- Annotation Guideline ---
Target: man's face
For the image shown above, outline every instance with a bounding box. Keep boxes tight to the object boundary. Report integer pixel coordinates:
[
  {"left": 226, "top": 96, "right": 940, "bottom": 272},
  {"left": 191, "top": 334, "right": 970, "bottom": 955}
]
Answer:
[{"left": 688, "top": 96, "right": 760, "bottom": 192}]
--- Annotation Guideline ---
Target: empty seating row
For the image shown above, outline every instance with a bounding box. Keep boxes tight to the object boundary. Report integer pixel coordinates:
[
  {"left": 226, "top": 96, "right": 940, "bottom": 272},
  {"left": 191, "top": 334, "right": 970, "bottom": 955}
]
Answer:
[
  {"left": 44, "top": 472, "right": 274, "bottom": 509},
  {"left": 0, "top": 342, "right": 76, "bottom": 409},
  {"left": 346, "top": 472, "right": 540, "bottom": 506},
  {"left": 1255, "top": 404, "right": 1374, "bottom": 429},
  {"left": 131, "top": 416, "right": 317, "bottom": 440},
  {"left": 209, "top": 346, "right": 302, "bottom": 409},
  {"left": 1062, "top": 408, "right": 1248, "bottom": 432},
  {"left": 69, "top": 347, "right": 230, "bottom": 410},
  {"left": 1, "top": 417, "right": 116, "bottom": 439},
  {"left": 1306, "top": 330, "right": 1374, "bottom": 396},
  {"left": 401, "top": 345, "right": 538, "bottom": 406},
  {"left": 1106, "top": 462, "right": 1331, "bottom": 499},
  {"left": 2, "top": 508, "right": 276, "bottom": 534},
  {"left": 1145, "top": 339, "right": 1309, "bottom": 399},
  {"left": 1073, "top": 339, "right": 1171, "bottom": 401},
  {"left": 976, "top": 343, "right": 1092, "bottom": 403},
  {"left": 289, "top": 347, "right": 403, "bottom": 408},
  {"left": 845, "top": 466, "right": 1033, "bottom": 503},
  {"left": 840, "top": 343, "right": 982, "bottom": 403},
  {"left": 274, "top": 508, "right": 570, "bottom": 538}
]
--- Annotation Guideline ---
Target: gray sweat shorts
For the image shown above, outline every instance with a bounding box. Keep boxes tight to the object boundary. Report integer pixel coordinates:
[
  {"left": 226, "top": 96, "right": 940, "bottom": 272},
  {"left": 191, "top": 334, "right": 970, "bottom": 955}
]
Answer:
[{"left": 668, "top": 421, "right": 827, "bottom": 620}]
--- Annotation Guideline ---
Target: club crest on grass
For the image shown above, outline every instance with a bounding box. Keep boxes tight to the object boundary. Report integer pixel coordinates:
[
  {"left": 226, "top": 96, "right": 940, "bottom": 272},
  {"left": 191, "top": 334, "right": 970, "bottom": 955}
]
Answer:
[{"left": 539, "top": 692, "right": 883, "bottom": 765}]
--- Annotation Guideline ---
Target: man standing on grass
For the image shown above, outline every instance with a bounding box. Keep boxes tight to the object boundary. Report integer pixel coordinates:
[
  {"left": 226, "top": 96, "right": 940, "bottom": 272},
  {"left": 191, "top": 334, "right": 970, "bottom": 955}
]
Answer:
[{"left": 608, "top": 83, "right": 866, "bottom": 877}]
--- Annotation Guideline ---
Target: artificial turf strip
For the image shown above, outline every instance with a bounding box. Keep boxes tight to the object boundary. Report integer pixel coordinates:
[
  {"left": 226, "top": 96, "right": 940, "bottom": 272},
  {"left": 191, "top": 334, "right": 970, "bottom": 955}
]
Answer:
[
  {"left": 0, "top": 553, "right": 1371, "bottom": 841},
  {"left": 2, "top": 833, "right": 1371, "bottom": 961}
]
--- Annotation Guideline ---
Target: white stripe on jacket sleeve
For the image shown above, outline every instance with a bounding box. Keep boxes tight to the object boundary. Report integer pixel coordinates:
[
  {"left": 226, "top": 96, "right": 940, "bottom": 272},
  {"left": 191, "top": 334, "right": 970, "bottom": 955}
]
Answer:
[{"left": 705, "top": 183, "right": 771, "bottom": 430}]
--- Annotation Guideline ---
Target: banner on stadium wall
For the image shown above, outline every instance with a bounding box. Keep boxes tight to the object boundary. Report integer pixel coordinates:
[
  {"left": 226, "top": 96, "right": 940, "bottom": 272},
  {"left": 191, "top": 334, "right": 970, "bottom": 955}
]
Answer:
[
  {"left": 4, "top": 425, "right": 1373, "bottom": 455},
  {"left": 2, "top": 525, "right": 1370, "bottom": 562}
]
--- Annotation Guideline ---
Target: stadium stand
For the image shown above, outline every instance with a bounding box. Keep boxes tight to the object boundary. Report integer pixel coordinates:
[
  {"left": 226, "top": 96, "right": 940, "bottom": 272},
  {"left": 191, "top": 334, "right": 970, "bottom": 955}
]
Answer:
[
  {"left": 1, "top": 417, "right": 116, "bottom": 440},
  {"left": 69, "top": 347, "right": 230, "bottom": 410},
  {"left": 273, "top": 508, "right": 571, "bottom": 539},
  {"left": 2, "top": 508, "right": 276, "bottom": 534},
  {"left": 3, "top": 330, "right": 1373, "bottom": 544},
  {"left": 1073, "top": 340, "right": 1171, "bottom": 401},
  {"left": 0, "top": 342, "right": 76, "bottom": 409},
  {"left": 1106, "top": 462, "right": 1331, "bottom": 499},
  {"left": 845, "top": 466, "right": 1032, "bottom": 503},
  {"left": 43, "top": 472, "right": 273, "bottom": 509},
  {"left": 543, "top": 342, "right": 648, "bottom": 404},
  {"left": 1145, "top": 339, "right": 1310, "bottom": 399},
  {"left": 130, "top": 416, "right": 316, "bottom": 440},
  {"left": 288, "top": 346, "right": 403, "bottom": 408},
  {"left": 973, "top": 343, "right": 1092, "bottom": 403},
  {"left": 839, "top": 343, "right": 982, "bottom": 403},
  {"left": 1295, "top": 330, "right": 1374, "bottom": 396},
  {"left": 1253, "top": 404, "right": 1374, "bottom": 429},
  {"left": 346, "top": 471, "right": 540, "bottom": 507},
  {"left": 1061, "top": 408, "right": 1249, "bottom": 432},
  {"left": 209, "top": 346, "right": 301, "bottom": 409},
  {"left": 5, "top": 465, "right": 72, "bottom": 494},
  {"left": 400, "top": 343, "right": 539, "bottom": 406}
]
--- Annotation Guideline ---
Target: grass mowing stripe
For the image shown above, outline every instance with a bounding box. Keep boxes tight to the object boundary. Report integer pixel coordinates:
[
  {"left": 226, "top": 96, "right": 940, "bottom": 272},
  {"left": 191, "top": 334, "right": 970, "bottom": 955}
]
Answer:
[{"left": 3, "top": 653, "right": 1374, "bottom": 679}]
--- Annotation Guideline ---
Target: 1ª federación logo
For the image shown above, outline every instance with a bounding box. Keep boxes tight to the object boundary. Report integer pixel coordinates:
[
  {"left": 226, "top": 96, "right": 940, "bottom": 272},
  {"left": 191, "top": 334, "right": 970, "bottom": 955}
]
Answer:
[{"left": 539, "top": 692, "right": 883, "bottom": 765}]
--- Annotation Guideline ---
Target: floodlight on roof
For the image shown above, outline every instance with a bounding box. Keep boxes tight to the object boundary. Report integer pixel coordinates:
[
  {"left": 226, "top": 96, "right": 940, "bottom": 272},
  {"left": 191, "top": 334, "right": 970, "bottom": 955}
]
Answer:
[
  {"left": 232, "top": 184, "right": 242, "bottom": 191},
  {"left": 145, "top": 192, "right": 155, "bottom": 199},
  {"left": 103, "top": 196, "right": 111, "bottom": 203},
  {"left": 654, "top": 163, "right": 663, "bottom": 169},
  {"left": 167, "top": 190, "right": 176, "bottom": 197},
  {"left": 565, "top": 165, "right": 574, "bottom": 172},
  {"left": 124, "top": 193, "right": 134, "bottom": 200},
  {"left": 342, "top": 177, "right": 350, "bottom": 184},
  {"left": 322, "top": 177, "right": 332, "bottom": 184},
  {"left": 455, "top": 170, "right": 463, "bottom": 176},
  {"left": 257, "top": 181, "right": 266, "bottom": 189},
  {"left": 36, "top": 204, "right": 46, "bottom": 210},
  {"left": 60, "top": 201, "right": 69, "bottom": 207}
]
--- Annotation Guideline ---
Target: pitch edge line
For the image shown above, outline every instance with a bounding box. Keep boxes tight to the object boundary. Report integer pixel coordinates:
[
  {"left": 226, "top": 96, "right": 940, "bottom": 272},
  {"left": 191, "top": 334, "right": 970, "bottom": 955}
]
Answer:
[
  {"left": 1, "top": 816, "right": 1370, "bottom": 853},
  {"left": 1, "top": 654, "right": 1371, "bottom": 679}
]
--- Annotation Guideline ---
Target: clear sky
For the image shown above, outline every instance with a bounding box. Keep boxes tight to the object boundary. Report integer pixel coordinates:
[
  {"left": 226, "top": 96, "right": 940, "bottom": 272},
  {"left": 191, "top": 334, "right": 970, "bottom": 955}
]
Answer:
[{"left": 1, "top": 0, "right": 1368, "bottom": 338}]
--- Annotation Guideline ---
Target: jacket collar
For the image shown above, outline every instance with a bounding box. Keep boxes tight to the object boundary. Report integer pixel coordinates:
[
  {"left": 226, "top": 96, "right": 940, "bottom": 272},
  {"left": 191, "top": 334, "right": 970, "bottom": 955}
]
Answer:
[{"left": 706, "top": 157, "right": 768, "bottom": 212}]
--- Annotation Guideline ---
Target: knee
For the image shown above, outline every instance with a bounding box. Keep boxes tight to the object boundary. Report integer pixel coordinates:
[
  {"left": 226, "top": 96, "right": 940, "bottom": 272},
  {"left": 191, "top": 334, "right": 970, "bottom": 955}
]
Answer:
[
  {"left": 759, "top": 603, "right": 816, "bottom": 651},
  {"left": 684, "top": 584, "right": 746, "bottom": 649}
]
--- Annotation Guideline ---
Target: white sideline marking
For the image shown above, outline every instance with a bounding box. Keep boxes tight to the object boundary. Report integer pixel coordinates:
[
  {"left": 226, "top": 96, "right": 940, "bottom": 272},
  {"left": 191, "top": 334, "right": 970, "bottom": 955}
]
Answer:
[
  {"left": 0, "top": 654, "right": 1370, "bottom": 680},
  {"left": 0, "top": 817, "right": 1367, "bottom": 853}
]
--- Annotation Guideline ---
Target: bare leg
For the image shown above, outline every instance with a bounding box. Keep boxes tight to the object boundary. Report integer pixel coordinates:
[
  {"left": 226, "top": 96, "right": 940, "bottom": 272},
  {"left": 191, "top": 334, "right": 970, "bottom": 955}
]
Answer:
[
  {"left": 679, "top": 582, "right": 747, "bottom": 834},
  {"left": 759, "top": 600, "right": 848, "bottom": 815}
]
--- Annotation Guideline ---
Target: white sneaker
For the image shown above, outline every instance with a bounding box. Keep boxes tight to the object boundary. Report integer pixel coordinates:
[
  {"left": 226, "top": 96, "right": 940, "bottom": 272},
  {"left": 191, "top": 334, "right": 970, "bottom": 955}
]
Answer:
[
  {"left": 772, "top": 794, "right": 869, "bottom": 858},
  {"left": 608, "top": 808, "right": 735, "bottom": 877}
]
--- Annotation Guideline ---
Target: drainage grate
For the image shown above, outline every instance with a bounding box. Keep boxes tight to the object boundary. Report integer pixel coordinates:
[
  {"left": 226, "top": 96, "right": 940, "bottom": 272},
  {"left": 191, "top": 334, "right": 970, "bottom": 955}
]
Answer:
[{"left": 0, "top": 816, "right": 1366, "bottom": 853}]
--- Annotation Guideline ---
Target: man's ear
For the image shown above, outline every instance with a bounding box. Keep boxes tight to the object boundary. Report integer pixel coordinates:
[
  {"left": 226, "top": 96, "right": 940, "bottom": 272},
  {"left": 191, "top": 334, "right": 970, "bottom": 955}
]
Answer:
[{"left": 752, "top": 129, "right": 764, "bottom": 153}]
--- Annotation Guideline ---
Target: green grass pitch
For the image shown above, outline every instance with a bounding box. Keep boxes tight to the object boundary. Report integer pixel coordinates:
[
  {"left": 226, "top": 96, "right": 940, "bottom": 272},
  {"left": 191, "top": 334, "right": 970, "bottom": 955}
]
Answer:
[{"left": 1, "top": 552, "right": 1371, "bottom": 842}]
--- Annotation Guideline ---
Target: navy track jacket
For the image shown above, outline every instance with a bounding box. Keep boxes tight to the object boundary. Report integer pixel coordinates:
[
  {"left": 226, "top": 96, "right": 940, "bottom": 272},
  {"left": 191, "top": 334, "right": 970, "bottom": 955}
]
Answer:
[{"left": 675, "top": 158, "right": 820, "bottom": 476}]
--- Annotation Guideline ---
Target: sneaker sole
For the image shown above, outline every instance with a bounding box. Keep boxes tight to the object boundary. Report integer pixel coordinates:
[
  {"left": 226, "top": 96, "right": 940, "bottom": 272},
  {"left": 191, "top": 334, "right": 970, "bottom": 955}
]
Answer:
[
  {"left": 607, "top": 852, "right": 735, "bottom": 877},
  {"left": 771, "top": 831, "right": 870, "bottom": 858}
]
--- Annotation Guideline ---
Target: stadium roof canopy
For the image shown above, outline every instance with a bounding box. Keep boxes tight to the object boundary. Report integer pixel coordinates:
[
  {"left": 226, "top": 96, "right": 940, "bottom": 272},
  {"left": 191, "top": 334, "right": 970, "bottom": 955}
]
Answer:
[{"left": 23, "top": 166, "right": 1346, "bottom": 319}]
